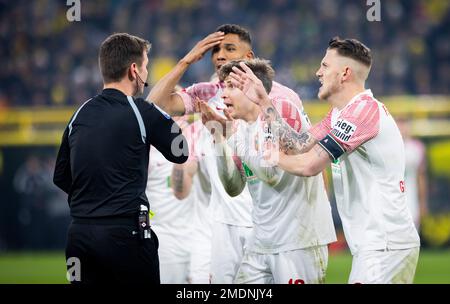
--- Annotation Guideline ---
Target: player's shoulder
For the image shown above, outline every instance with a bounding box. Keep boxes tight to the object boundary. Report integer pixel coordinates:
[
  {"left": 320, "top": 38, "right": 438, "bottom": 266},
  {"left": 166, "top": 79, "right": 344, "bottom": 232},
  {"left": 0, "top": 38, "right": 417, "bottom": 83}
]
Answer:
[
  {"left": 270, "top": 81, "right": 303, "bottom": 106},
  {"left": 187, "top": 81, "right": 221, "bottom": 91},
  {"left": 344, "top": 90, "right": 380, "bottom": 119},
  {"left": 356, "top": 90, "right": 379, "bottom": 106},
  {"left": 270, "top": 96, "right": 303, "bottom": 132}
]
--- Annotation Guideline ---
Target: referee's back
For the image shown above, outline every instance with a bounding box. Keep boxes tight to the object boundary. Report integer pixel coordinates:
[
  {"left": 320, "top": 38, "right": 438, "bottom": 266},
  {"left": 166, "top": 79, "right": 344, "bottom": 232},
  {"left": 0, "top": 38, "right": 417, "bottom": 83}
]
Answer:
[
  {"left": 53, "top": 32, "right": 188, "bottom": 284},
  {"left": 54, "top": 88, "right": 187, "bottom": 218}
]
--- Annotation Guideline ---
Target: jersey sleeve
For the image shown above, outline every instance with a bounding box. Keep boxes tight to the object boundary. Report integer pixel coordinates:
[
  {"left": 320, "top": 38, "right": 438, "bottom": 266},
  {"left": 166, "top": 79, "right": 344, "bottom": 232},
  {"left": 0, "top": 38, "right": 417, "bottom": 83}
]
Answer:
[
  {"left": 310, "top": 109, "right": 333, "bottom": 141},
  {"left": 53, "top": 126, "right": 72, "bottom": 194},
  {"left": 174, "top": 82, "right": 220, "bottom": 114},
  {"left": 318, "top": 97, "right": 380, "bottom": 160},
  {"left": 271, "top": 97, "right": 303, "bottom": 132},
  {"left": 139, "top": 100, "right": 189, "bottom": 164}
]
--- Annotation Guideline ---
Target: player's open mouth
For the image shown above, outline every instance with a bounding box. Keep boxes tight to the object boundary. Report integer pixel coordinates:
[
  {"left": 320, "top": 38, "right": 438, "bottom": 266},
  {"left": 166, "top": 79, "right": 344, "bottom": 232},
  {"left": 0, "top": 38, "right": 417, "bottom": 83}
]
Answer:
[{"left": 224, "top": 102, "right": 233, "bottom": 110}]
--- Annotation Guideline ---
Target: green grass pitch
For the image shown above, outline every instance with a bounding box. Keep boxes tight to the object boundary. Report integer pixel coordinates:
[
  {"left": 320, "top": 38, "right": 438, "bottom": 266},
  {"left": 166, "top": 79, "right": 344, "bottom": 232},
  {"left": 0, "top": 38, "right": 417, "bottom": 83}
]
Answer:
[{"left": 0, "top": 250, "right": 449, "bottom": 284}]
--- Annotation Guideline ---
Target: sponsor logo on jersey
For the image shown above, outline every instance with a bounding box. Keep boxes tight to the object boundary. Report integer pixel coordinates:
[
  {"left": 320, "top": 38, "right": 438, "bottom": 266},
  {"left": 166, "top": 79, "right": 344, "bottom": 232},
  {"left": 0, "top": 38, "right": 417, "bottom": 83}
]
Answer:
[
  {"left": 331, "top": 119, "right": 356, "bottom": 142},
  {"left": 242, "top": 162, "right": 259, "bottom": 185}
]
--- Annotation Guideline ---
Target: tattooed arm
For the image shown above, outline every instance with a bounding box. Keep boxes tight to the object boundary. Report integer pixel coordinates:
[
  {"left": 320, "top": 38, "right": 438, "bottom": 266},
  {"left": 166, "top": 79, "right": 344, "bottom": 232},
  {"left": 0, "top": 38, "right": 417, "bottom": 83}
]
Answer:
[
  {"left": 171, "top": 160, "right": 198, "bottom": 200},
  {"left": 228, "top": 62, "right": 316, "bottom": 155},
  {"left": 274, "top": 144, "right": 332, "bottom": 177},
  {"left": 260, "top": 103, "right": 317, "bottom": 155}
]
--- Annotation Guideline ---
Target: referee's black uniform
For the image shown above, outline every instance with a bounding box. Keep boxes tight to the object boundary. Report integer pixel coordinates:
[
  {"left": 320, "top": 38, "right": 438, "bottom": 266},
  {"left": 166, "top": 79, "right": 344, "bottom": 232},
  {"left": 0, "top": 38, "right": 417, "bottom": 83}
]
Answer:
[{"left": 54, "top": 88, "right": 188, "bottom": 284}]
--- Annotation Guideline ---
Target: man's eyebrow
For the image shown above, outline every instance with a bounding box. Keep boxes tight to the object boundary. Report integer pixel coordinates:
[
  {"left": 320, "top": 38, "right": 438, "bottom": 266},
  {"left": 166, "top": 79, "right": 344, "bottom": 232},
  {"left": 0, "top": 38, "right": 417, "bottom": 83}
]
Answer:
[{"left": 223, "top": 43, "right": 236, "bottom": 47}]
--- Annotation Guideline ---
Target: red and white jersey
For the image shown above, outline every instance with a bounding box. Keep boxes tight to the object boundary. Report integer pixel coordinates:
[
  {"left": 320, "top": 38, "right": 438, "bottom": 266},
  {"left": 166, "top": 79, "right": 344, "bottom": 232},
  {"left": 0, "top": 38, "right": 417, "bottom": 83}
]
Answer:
[
  {"left": 146, "top": 146, "right": 193, "bottom": 264},
  {"left": 228, "top": 97, "right": 336, "bottom": 254},
  {"left": 310, "top": 89, "right": 420, "bottom": 255}
]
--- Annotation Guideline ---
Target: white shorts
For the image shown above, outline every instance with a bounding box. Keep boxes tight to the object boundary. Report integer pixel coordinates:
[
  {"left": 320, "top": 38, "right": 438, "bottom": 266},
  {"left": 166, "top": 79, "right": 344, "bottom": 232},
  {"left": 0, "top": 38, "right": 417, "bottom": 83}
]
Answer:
[
  {"left": 235, "top": 245, "right": 328, "bottom": 284},
  {"left": 210, "top": 222, "right": 252, "bottom": 284},
  {"left": 160, "top": 262, "right": 190, "bottom": 284},
  {"left": 349, "top": 247, "right": 420, "bottom": 284},
  {"left": 189, "top": 228, "right": 211, "bottom": 284},
  {"left": 154, "top": 230, "right": 191, "bottom": 284}
]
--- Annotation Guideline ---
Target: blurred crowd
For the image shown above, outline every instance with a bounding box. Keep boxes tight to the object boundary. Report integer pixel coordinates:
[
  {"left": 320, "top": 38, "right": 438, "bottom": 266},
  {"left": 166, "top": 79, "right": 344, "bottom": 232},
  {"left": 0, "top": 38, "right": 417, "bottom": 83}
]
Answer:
[{"left": 0, "top": 0, "right": 449, "bottom": 107}]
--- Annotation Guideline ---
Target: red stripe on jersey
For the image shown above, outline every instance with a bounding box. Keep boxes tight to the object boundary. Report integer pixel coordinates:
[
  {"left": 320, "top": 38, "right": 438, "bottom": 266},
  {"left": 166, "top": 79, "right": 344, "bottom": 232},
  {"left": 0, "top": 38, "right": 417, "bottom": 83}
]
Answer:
[
  {"left": 272, "top": 97, "right": 302, "bottom": 132},
  {"left": 335, "top": 97, "right": 380, "bottom": 152}
]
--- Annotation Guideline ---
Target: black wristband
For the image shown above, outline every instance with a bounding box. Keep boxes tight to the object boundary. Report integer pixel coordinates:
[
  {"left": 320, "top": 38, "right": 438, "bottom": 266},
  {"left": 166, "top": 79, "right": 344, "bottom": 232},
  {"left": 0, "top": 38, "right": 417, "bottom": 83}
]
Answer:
[{"left": 318, "top": 134, "right": 345, "bottom": 161}]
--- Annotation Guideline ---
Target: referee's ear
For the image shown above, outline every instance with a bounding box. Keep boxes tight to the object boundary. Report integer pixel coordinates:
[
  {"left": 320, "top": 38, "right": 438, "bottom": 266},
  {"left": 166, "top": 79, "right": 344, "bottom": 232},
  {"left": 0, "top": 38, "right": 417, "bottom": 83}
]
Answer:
[{"left": 128, "top": 63, "right": 138, "bottom": 82}]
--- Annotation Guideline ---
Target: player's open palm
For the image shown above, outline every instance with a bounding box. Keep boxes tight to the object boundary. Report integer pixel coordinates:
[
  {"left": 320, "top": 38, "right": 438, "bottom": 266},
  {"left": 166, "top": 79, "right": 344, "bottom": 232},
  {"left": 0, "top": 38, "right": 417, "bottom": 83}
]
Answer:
[{"left": 230, "top": 62, "right": 270, "bottom": 107}]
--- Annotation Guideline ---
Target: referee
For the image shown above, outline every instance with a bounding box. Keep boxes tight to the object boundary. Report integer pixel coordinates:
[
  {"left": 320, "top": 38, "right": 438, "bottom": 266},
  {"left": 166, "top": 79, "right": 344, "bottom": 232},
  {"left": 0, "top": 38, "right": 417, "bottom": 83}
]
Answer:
[{"left": 53, "top": 33, "right": 188, "bottom": 284}]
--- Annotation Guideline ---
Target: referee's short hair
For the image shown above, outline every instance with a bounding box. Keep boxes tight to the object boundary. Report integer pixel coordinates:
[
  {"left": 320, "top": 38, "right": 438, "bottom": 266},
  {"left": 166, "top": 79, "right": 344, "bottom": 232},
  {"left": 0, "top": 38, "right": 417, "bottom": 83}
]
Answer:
[
  {"left": 99, "top": 33, "right": 151, "bottom": 84},
  {"left": 218, "top": 58, "right": 274, "bottom": 94}
]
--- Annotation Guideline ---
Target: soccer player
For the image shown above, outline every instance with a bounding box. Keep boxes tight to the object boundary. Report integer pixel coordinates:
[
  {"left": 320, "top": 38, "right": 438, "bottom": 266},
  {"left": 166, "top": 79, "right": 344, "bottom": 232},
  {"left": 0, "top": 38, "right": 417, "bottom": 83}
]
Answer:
[
  {"left": 172, "top": 118, "right": 253, "bottom": 284},
  {"left": 199, "top": 58, "right": 336, "bottom": 284},
  {"left": 171, "top": 120, "right": 214, "bottom": 284},
  {"left": 397, "top": 117, "right": 428, "bottom": 229},
  {"left": 231, "top": 38, "right": 420, "bottom": 283},
  {"left": 146, "top": 145, "right": 193, "bottom": 283},
  {"left": 152, "top": 24, "right": 306, "bottom": 283}
]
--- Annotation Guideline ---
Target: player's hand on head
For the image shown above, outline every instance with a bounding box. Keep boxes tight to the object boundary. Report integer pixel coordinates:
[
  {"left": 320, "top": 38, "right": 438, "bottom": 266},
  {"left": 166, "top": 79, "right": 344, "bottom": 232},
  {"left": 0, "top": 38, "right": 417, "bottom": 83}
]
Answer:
[
  {"left": 230, "top": 62, "right": 271, "bottom": 107},
  {"left": 182, "top": 32, "right": 225, "bottom": 65}
]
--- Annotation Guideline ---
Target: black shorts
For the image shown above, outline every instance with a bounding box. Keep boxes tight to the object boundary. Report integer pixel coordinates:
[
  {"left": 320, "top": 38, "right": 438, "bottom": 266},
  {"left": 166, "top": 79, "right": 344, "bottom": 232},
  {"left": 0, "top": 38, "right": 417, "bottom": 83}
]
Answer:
[{"left": 65, "top": 219, "right": 160, "bottom": 284}]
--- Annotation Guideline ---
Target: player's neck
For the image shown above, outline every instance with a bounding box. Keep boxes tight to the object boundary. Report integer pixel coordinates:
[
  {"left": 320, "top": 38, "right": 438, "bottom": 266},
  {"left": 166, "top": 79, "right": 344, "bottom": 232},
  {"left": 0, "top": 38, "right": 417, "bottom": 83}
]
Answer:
[
  {"left": 104, "top": 81, "right": 136, "bottom": 97},
  {"left": 243, "top": 106, "right": 260, "bottom": 123},
  {"left": 332, "top": 84, "right": 366, "bottom": 110}
]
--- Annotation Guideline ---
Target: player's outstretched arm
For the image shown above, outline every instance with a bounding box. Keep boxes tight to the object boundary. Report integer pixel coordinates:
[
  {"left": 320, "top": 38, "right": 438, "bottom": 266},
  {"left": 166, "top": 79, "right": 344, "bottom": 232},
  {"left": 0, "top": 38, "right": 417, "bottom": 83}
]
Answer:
[
  {"left": 215, "top": 141, "right": 247, "bottom": 197},
  {"left": 146, "top": 32, "right": 224, "bottom": 116},
  {"left": 230, "top": 62, "right": 318, "bottom": 155},
  {"left": 263, "top": 107, "right": 318, "bottom": 155},
  {"left": 171, "top": 160, "right": 198, "bottom": 200},
  {"left": 275, "top": 144, "right": 332, "bottom": 177}
]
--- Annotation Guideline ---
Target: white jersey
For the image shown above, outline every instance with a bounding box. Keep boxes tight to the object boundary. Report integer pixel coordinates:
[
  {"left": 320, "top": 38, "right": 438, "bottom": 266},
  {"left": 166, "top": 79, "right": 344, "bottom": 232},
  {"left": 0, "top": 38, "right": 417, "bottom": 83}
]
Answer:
[
  {"left": 193, "top": 123, "right": 253, "bottom": 227},
  {"left": 404, "top": 138, "right": 425, "bottom": 226},
  {"left": 228, "top": 97, "right": 336, "bottom": 254},
  {"left": 190, "top": 168, "right": 213, "bottom": 243},
  {"left": 146, "top": 146, "right": 193, "bottom": 264},
  {"left": 311, "top": 89, "right": 421, "bottom": 255}
]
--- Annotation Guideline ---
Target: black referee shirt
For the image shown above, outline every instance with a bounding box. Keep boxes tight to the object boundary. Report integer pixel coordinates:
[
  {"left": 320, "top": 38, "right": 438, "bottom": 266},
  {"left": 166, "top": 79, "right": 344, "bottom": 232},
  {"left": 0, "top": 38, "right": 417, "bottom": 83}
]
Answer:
[{"left": 53, "top": 88, "right": 188, "bottom": 218}]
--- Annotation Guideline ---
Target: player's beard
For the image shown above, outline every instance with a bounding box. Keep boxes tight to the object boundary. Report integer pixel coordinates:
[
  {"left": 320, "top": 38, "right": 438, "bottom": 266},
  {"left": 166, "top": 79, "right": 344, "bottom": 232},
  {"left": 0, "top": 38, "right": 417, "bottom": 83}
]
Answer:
[{"left": 318, "top": 78, "right": 340, "bottom": 101}]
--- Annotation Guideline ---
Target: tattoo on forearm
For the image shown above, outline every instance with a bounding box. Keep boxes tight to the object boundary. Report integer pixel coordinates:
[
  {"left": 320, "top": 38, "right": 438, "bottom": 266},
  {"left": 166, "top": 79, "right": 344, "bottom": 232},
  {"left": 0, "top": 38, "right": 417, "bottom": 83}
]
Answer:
[
  {"left": 172, "top": 168, "right": 184, "bottom": 193},
  {"left": 263, "top": 106, "right": 314, "bottom": 155}
]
